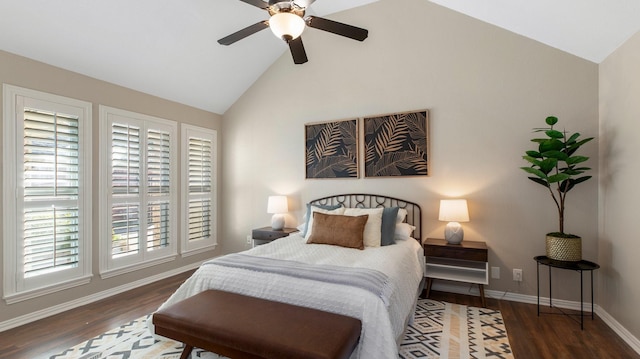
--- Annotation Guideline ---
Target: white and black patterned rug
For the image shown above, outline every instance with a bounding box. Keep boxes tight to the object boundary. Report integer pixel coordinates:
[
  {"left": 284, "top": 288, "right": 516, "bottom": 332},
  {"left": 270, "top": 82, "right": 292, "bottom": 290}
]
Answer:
[
  {"left": 44, "top": 299, "right": 513, "bottom": 359},
  {"left": 399, "top": 299, "right": 513, "bottom": 359}
]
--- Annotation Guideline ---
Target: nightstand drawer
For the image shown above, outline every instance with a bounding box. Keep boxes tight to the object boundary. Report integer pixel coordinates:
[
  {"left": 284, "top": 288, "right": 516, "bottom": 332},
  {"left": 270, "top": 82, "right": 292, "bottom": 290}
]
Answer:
[
  {"left": 252, "top": 227, "right": 299, "bottom": 241},
  {"left": 252, "top": 230, "right": 281, "bottom": 241},
  {"left": 424, "top": 238, "right": 488, "bottom": 262}
]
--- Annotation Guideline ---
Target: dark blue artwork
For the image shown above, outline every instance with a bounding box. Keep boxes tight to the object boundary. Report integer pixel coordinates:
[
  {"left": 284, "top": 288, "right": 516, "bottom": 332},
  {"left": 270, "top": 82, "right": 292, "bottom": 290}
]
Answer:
[
  {"left": 305, "top": 119, "right": 358, "bottom": 179},
  {"left": 364, "top": 110, "right": 429, "bottom": 177}
]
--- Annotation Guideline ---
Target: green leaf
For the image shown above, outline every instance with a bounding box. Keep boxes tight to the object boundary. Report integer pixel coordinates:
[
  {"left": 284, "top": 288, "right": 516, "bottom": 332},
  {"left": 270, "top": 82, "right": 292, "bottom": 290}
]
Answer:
[
  {"left": 528, "top": 177, "right": 550, "bottom": 187},
  {"left": 522, "top": 156, "right": 542, "bottom": 167},
  {"left": 541, "top": 150, "right": 568, "bottom": 160},
  {"left": 561, "top": 169, "right": 585, "bottom": 176},
  {"left": 521, "top": 166, "right": 546, "bottom": 178},
  {"left": 545, "top": 116, "right": 558, "bottom": 126},
  {"left": 566, "top": 156, "right": 589, "bottom": 165},
  {"left": 526, "top": 150, "right": 542, "bottom": 158},
  {"left": 559, "top": 176, "right": 591, "bottom": 193},
  {"left": 572, "top": 176, "right": 592, "bottom": 185},
  {"left": 545, "top": 130, "right": 564, "bottom": 139},
  {"left": 566, "top": 133, "right": 580, "bottom": 143},
  {"left": 539, "top": 139, "right": 564, "bottom": 152},
  {"left": 547, "top": 173, "right": 570, "bottom": 183},
  {"left": 567, "top": 137, "right": 594, "bottom": 151},
  {"left": 539, "top": 158, "right": 557, "bottom": 174}
]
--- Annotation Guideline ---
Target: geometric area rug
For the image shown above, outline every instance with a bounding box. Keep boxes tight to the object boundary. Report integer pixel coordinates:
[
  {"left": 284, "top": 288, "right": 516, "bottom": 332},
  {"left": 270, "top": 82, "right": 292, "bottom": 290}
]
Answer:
[
  {"left": 399, "top": 299, "right": 513, "bottom": 359},
  {"left": 43, "top": 299, "right": 513, "bottom": 359}
]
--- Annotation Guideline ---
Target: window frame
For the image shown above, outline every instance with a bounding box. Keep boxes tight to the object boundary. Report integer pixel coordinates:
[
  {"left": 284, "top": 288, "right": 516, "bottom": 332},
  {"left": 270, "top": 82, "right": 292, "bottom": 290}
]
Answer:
[
  {"left": 2, "top": 84, "right": 93, "bottom": 304},
  {"left": 98, "top": 105, "right": 177, "bottom": 279},
  {"left": 181, "top": 124, "right": 217, "bottom": 256}
]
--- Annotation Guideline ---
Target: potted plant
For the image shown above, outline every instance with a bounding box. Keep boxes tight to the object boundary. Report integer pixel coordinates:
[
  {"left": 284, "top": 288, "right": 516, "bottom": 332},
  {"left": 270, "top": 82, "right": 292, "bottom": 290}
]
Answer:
[{"left": 521, "top": 116, "right": 594, "bottom": 261}]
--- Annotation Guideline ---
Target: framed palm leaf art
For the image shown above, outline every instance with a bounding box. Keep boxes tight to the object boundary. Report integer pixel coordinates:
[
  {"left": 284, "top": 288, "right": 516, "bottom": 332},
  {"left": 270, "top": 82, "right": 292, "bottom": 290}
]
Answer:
[
  {"left": 364, "top": 110, "right": 429, "bottom": 177},
  {"left": 305, "top": 119, "right": 359, "bottom": 179}
]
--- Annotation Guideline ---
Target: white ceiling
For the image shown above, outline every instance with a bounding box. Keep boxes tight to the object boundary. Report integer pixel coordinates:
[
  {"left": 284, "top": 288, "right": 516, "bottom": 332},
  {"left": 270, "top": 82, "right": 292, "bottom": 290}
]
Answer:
[{"left": 1, "top": 0, "right": 639, "bottom": 114}]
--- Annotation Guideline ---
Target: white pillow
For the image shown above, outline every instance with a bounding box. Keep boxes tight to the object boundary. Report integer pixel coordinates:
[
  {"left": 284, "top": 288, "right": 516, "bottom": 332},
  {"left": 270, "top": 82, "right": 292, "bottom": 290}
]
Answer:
[
  {"left": 304, "top": 206, "right": 345, "bottom": 240},
  {"left": 397, "top": 208, "right": 408, "bottom": 223},
  {"left": 343, "top": 207, "right": 384, "bottom": 247},
  {"left": 394, "top": 222, "right": 416, "bottom": 240}
]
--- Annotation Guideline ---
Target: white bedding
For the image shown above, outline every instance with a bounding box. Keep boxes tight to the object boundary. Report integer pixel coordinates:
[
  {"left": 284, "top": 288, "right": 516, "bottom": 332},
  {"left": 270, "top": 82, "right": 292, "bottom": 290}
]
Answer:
[{"left": 150, "top": 233, "right": 425, "bottom": 359}]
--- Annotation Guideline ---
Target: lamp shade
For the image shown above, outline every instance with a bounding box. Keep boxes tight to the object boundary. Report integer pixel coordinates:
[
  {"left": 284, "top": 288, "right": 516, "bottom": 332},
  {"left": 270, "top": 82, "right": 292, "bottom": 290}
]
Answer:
[
  {"left": 269, "top": 12, "right": 305, "bottom": 41},
  {"left": 438, "top": 199, "right": 469, "bottom": 222},
  {"left": 267, "top": 195, "right": 288, "bottom": 231},
  {"left": 267, "top": 195, "right": 288, "bottom": 214}
]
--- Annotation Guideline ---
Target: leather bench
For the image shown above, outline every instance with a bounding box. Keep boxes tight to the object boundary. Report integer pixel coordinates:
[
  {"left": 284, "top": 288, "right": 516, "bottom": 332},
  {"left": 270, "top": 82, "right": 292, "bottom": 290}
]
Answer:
[{"left": 152, "top": 289, "right": 362, "bottom": 359}]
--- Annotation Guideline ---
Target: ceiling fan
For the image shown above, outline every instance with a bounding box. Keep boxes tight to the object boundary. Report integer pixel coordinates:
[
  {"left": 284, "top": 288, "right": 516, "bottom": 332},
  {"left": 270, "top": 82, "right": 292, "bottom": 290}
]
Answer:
[{"left": 218, "top": 0, "right": 369, "bottom": 64}]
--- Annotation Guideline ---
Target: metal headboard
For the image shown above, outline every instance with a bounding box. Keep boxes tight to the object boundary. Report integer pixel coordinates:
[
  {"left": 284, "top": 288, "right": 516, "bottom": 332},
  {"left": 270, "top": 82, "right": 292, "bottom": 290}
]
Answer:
[{"left": 309, "top": 194, "right": 422, "bottom": 241}]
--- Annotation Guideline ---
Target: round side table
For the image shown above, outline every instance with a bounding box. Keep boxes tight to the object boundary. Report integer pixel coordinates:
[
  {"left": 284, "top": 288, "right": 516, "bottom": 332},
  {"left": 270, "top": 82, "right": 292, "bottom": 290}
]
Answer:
[{"left": 534, "top": 255, "right": 600, "bottom": 330}]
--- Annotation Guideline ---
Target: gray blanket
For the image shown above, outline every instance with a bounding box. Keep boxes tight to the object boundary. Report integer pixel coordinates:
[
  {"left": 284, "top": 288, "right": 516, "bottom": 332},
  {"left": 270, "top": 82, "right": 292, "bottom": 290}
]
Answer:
[{"left": 205, "top": 253, "right": 394, "bottom": 306}]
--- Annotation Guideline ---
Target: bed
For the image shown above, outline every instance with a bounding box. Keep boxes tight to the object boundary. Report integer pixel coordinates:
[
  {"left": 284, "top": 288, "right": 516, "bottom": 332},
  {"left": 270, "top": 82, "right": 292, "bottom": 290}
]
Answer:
[{"left": 150, "top": 194, "right": 425, "bottom": 358}]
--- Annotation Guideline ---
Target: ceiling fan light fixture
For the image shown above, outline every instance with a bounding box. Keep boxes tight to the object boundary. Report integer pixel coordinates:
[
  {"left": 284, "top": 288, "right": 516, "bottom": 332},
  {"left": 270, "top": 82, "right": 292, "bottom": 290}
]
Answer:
[{"left": 269, "top": 12, "right": 305, "bottom": 41}]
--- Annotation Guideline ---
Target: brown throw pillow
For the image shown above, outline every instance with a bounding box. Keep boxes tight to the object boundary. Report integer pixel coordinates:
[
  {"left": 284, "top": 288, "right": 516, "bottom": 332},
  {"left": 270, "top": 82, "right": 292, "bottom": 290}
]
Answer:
[{"left": 306, "top": 212, "right": 369, "bottom": 250}]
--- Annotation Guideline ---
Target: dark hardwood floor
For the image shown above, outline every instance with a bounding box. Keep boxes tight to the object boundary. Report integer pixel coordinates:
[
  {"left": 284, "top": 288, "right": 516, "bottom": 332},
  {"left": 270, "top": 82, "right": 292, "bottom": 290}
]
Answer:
[
  {"left": 429, "top": 291, "right": 639, "bottom": 359},
  {"left": 0, "top": 270, "right": 195, "bottom": 359},
  {"left": 0, "top": 272, "right": 638, "bottom": 359}
]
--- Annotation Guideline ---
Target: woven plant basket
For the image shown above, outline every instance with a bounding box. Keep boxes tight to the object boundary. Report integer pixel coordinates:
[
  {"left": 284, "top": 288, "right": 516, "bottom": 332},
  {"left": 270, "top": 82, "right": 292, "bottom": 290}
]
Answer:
[{"left": 545, "top": 234, "right": 582, "bottom": 261}]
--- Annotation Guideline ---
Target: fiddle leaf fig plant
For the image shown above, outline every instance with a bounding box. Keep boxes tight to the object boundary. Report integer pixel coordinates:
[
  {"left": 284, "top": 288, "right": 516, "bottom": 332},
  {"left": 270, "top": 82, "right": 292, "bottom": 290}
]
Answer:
[{"left": 520, "top": 116, "right": 594, "bottom": 235}]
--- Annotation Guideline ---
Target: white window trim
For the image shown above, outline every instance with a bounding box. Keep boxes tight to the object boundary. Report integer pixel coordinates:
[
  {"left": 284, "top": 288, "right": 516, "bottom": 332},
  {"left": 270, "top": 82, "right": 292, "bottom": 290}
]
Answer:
[
  {"left": 98, "top": 105, "right": 177, "bottom": 279},
  {"left": 3, "top": 84, "right": 92, "bottom": 304},
  {"left": 181, "top": 124, "right": 217, "bottom": 256}
]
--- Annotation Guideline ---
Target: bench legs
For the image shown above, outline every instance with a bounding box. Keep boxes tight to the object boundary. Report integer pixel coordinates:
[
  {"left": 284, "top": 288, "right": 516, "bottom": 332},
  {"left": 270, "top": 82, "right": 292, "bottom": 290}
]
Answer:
[{"left": 180, "top": 344, "right": 193, "bottom": 359}]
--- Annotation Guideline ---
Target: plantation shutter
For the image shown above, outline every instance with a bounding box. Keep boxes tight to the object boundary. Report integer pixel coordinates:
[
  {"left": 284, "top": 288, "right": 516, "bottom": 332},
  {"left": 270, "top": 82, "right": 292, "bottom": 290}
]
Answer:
[
  {"left": 110, "top": 123, "right": 141, "bottom": 258},
  {"left": 100, "top": 106, "right": 177, "bottom": 274},
  {"left": 147, "top": 130, "right": 171, "bottom": 251},
  {"left": 187, "top": 137, "right": 212, "bottom": 242},
  {"left": 22, "top": 108, "right": 80, "bottom": 278}
]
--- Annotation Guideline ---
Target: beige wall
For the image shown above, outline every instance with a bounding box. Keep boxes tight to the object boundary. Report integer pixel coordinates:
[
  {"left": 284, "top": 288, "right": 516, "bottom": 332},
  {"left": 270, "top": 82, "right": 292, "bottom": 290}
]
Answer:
[
  {"left": 599, "top": 30, "right": 640, "bottom": 339},
  {"left": 0, "top": 50, "right": 222, "bottom": 324},
  {"left": 222, "top": 0, "right": 599, "bottom": 300}
]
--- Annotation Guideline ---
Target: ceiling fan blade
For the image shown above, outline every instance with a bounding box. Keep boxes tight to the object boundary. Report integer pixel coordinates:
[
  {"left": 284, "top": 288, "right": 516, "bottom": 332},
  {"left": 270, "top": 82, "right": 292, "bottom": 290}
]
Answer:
[
  {"left": 239, "top": 0, "right": 269, "bottom": 9},
  {"left": 306, "top": 16, "right": 368, "bottom": 41},
  {"left": 218, "top": 21, "right": 269, "bottom": 45},
  {"left": 288, "top": 37, "right": 308, "bottom": 64}
]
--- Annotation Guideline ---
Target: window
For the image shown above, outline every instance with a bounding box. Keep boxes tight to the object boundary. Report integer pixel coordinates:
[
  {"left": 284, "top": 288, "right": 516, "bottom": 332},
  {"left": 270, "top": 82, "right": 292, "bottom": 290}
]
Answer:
[
  {"left": 3, "top": 85, "right": 92, "bottom": 303},
  {"left": 181, "top": 124, "right": 217, "bottom": 255},
  {"left": 99, "top": 106, "right": 177, "bottom": 278}
]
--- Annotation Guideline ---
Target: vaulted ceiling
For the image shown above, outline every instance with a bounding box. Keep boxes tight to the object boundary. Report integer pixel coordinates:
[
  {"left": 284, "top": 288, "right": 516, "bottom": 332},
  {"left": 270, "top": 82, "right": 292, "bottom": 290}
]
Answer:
[{"left": 1, "top": 0, "right": 638, "bottom": 114}]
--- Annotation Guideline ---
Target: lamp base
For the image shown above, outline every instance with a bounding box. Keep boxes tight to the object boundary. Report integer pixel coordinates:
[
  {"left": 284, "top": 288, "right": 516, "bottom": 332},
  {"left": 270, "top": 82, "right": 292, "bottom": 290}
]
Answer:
[
  {"left": 444, "top": 222, "right": 464, "bottom": 244},
  {"left": 271, "top": 214, "right": 285, "bottom": 231}
]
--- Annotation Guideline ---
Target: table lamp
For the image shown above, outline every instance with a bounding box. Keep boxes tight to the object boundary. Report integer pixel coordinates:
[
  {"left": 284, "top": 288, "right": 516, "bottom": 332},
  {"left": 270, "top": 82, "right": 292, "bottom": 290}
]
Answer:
[
  {"left": 438, "top": 199, "right": 469, "bottom": 244},
  {"left": 267, "top": 195, "right": 288, "bottom": 230}
]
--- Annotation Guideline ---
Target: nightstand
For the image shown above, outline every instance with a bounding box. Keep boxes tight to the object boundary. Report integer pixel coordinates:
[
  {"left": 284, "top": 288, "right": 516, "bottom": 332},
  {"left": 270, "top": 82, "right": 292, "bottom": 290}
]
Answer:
[
  {"left": 423, "top": 238, "right": 489, "bottom": 307},
  {"left": 251, "top": 227, "right": 298, "bottom": 247}
]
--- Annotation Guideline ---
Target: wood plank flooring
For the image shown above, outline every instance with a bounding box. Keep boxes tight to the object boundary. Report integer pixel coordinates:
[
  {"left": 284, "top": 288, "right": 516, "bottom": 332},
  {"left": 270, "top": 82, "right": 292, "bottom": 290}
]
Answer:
[
  {"left": 0, "top": 270, "right": 194, "bottom": 359},
  {"left": 429, "top": 291, "right": 639, "bottom": 359},
  {"left": 0, "top": 271, "right": 638, "bottom": 359}
]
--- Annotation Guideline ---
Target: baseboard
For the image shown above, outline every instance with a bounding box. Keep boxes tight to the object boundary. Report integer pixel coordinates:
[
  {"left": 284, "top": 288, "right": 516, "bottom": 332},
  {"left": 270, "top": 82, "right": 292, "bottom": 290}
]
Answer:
[
  {"left": 430, "top": 281, "right": 594, "bottom": 310},
  {"left": 430, "top": 281, "right": 640, "bottom": 355},
  {"left": 0, "top": 261, "right": 203, "bottom": 332},
  {"left": 595, "top": 304, "right": 640, "bottom": 354}
]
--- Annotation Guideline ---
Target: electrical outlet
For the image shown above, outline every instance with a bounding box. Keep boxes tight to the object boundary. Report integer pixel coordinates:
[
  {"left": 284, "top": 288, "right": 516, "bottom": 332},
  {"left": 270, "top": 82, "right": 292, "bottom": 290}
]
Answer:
[
  {"left": 246, "top": 235, "right": 252, "bottom": 245},
  {"left": 491, "top": 266, "right": 500, "bottom": 279},
  {"left": 513, "top": 268, "right": 523, "bottom": 282}
]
